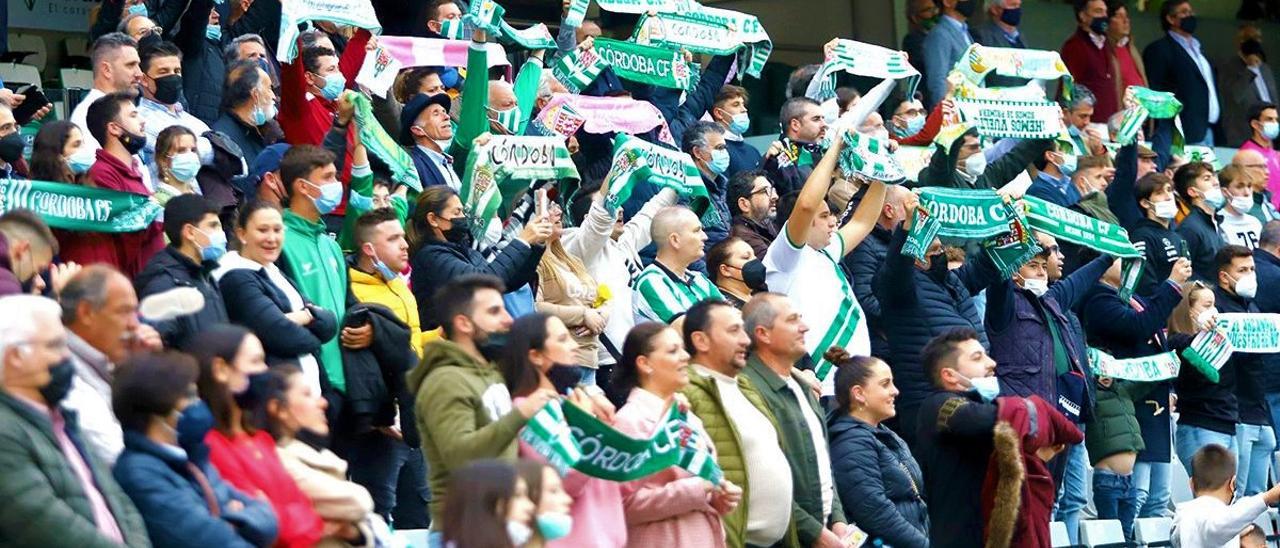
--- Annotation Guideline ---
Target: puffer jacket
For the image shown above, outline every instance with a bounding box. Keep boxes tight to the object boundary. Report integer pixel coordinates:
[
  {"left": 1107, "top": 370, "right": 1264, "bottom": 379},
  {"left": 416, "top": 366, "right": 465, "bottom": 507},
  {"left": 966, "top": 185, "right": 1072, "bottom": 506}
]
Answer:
[
  {"left": 828, "top": 413, "right": 929, "bottom": 548},
  {"left": 845, "top": 225, "right": 891, "bottom": 358},
  {"left": 214, "top": 252, "right": 337, "bottom": 366},
  {"left": 682, "top": 366, "right": 799, "bottom": 548},
  {"left": 134, "top": 246, "right": 230, "bottom": 349},
  {"left": 1084, "top": 380, "right": 1156, "bottom": 465},
  {"left": 409, "top": 238, "right": 544, "bottom": 329}
]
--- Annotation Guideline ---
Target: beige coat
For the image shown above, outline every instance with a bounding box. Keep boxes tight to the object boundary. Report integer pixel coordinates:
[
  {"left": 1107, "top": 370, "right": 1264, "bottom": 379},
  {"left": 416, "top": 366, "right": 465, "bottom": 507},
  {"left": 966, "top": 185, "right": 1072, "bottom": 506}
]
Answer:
[
  {"left": 536, "top": 260, "right": 606, "bottom": 368},
  {"left": 276, "top": 439, "right": 378, "bottom": 547}
]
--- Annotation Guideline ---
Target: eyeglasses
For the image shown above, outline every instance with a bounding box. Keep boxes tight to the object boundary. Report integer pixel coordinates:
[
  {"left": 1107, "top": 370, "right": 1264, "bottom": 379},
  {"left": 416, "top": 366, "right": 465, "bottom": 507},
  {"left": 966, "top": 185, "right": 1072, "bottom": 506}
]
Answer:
[{"left": 749, "top": 186, "right": 776, "bottom": 197}]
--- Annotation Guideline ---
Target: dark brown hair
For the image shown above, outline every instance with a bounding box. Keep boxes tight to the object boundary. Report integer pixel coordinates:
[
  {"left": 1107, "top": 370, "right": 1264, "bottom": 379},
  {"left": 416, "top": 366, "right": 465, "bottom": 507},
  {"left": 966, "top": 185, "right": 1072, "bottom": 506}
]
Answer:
[
  {"left": 441, "top": 459, "right": 518, "bottom": 548},
  {"left": 1190, "top": 443, "right": 1236, "bottom": 492}
]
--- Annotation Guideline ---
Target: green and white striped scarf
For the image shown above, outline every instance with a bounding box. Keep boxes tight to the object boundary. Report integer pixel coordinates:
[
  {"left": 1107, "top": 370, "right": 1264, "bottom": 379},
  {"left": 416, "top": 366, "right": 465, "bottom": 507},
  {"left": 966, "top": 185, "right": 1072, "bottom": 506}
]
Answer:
[
  {"left": 552, "top": 46, "right": 609, "bottom": 93},
  {"left": 0, "top": 178, "right": 161, "bottom": 232},
  {"left": 840, "top": 131, "right": 906, "bottom": 182},
  {"left": 949, "top": 43, "right": 1073, "bottom": 94},
  {"left": 276, "top": 0, "right": 381, "bottom": 63},
  {"left": 604, "top": 134, "right": 716, "bottom": 224},
  {"left": 594, "top": 38, "right": 701, "bottom": 91},
  {"left": 348, "top": 92, "right": 422, "bottom": 191},
  {"left": 811, "top": 40, "right": 919, "bottom": 104},
  {"left": 461, "top": 136, "right": 579, "bottom": 231},
  {"left": 1182, "top": 327, "right": 1234, "bottom": 383},
  {"left": 954, "top": 98, "right": 1070, "bottom": 141},
  {"left": 1114, "top": 86, "right": 1183, "bottom": 146},
  {"left": 904, "top": 188, "right": 1015, "bottom": 259},
  {"left": 1215, "top": 313, "right": 1280, "bottom": 353},
  {"left": 1088, "top": 347, "right": 1180, "bottom": 382},
  {"left": 1019, "top": 195, "right": 1145, "bottom": 299},
  {"left": 633, "top": 8, "right": 772, "bottom": 78}
]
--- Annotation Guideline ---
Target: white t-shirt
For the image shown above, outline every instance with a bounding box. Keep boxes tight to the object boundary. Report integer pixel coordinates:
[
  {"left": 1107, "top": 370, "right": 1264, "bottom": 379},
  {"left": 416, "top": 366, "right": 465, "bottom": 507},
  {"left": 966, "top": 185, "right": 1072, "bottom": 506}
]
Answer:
[
  {"left": 1220, "top": 210, "right": 1262, "bottom": 250},
  {"left": 785, "top": 374, "right": 834, "bottom": 520},
  {"left": 763, "top": 231, "right": 870, "bottom": 395}
]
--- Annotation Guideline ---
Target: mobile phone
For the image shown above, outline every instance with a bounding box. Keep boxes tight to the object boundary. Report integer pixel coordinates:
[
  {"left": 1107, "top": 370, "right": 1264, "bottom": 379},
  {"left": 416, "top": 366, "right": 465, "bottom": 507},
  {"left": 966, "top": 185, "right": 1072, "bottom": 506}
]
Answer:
[{"left": 11, "top": 85, "right": 50, "bottom": 126}]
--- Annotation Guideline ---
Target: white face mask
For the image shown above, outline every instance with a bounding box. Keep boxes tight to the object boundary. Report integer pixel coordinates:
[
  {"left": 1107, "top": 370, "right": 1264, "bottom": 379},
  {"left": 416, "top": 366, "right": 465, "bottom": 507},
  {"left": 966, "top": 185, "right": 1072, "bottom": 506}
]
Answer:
[
  {"left": 1232, "top": 272, "right": 1258, "bottom": 299},
  {"left": 1195, "top": 307, "right": 1218, "bottom": 327},
  {"left": 1230, "top": 194, "right": 1254, "bottom": 214},
  {"left": 1152, "top": 198, "right": 1178, "bottom": 220},
  {"left": 964, "top": 151, "right": 988, "bottom": 178},
  {"left": 1022, "top": 277, "right": 1049, "bottom": 297},
  {"left": 507, "top": 520, "right": 533, "bottom": 547}
]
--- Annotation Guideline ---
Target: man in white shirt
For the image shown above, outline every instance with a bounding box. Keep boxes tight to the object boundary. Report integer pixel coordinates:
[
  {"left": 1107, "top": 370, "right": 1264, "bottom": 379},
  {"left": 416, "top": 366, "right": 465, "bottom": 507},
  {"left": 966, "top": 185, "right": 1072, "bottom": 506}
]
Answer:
[
  {"left": 681, "top": 299, "right": 793, "bottom": 548},
  {"left": 1172, "top": 443, "right": 1280, "bottom": 547},
  {"left": 1221, "top": 165, "right": 1264, "bottom": 249},
  {"left": 71, "top": 33, "right": 143, "bottom": 153},
  {"left": 136, "top": 42, "right": 215, "bottom": 170}
]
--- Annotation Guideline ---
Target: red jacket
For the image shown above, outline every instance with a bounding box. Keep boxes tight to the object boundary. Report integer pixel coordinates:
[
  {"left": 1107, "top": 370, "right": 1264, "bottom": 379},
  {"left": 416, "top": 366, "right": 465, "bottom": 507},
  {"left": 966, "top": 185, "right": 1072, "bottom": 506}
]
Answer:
[
  {"left": 1061, "top": 29, "right": 1119, "bottom": 121},
  {"left": 80, "top": 149, "right": 164, "bottom": 278},
  {"left": 206, "top": 430, "right": 324, "bottom": 548}
]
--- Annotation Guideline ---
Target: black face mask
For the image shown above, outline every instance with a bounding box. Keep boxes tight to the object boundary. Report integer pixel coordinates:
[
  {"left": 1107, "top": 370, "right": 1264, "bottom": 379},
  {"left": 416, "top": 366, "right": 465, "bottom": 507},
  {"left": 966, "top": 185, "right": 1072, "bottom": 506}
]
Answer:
[
  {"left": 926, "top": 252, "right": 949, "bottom": 281},
  {"left": 1179, "top": 14, "right": 1198, "bottom": 35},
  {"left": 547, "top": 364, "right": 583, "bottom": 395},
  {"left": 1242, "top": 39, "right": 1266, "bottom": 61},
  {"left": 152, "top": 74, "right": 183, "bottom": 105},
  {"left": 476, "top": 329, "right": 509, "bottom": 363},
  {"left": 443, "top": 216, "right": 473, "bottom": 247},
  {"left": 741, "top": 258, "right": 769, "bottom": 293},
  {"left": 119, "top": 128, "right": 147, "bottom": 155},
  {"left": 233, "top": 371, "right": 272, "bottom": 410},
  {"left": 40, "top": 358, "right": 75, "bottom": 407},
  {"left": 1089, "top": 16, "right": 1109, "bottom": 35},
  {"left": 0, "top": 132, "right": 24, "bottom": 163},
  {"left": 955, "top": 0, "right": 976, "bottom": 18}
]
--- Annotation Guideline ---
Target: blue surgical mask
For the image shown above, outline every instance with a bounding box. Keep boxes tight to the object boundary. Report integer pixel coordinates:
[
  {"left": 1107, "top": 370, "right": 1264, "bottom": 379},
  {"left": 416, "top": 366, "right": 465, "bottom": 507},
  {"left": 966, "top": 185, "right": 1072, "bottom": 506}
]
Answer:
[
  {"left": 169, "top": 151, "right": 201, "bottom": 182},
  {"left": 536, "top": 513, "right": 573, "bottom": 541},
  {"left": 1058, "top": 152, "right": 1077, "bottom": 177},
  {"left": 1264, "top": 121, "right": 1280, "bottom": 141},
  {"left": 305, "top": 178, "right": 343, "bottom": 214},
  {"left": 251, "top": 100, "right": 278, "bottom": 126},
  {"left": 962, "top": 374, "right": 1000, "bottom": 403},
  {"left": 1203, "top": 187, "right": 1226, "bottom": 210},
  {"left": 205, "top": 24, "right": 222, "bottom": 42},
  {"left": 894, "top": 115, "right": 925, "bottom": 137},
  {"left": 197, "top": 228, "right": 228, "bottom": 262},
  {"left": 373, "top": 257, "right": 398, "bottom": 281},
  {"left": 728, "top": 112, "right": 750, "bottom": 135},
  {"left": 316, "top": 72, "right": 345, "bottom": 101},
  {"left": 128, "top": 3, "right": 149, "bottom": 16},
  {"left": 709, "top": 148, "right": 730, "bottom": 176},
  {"left": 347, "top": 189, "right": 374, "bottom": 211},
  {"left": 68, "top": 147, "right": 96, "bottom": 174}
]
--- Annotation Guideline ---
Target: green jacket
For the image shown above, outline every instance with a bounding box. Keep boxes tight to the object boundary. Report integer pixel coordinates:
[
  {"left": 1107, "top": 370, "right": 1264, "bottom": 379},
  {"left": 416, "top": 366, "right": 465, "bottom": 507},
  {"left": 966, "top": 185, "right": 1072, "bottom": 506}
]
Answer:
[
  {"left": 683, "top": 365, "right": 800, "bottom": 548},
  {"left": 0, "top": 391, "right": 150, "bottom": 547},
  {"left": 1084, "top": 379, "right": 1155, "bottom": 466},
  {"left": 337, "top": 164, "right": 409, "bottom": 252},
  {"left": 741, "top": 355, "right": 848, "bottom": 545},
  {"left": 449, "top": 43, "right": 542, "bottom": 172},
  {"left": 280, "top": 209, "right": 349, "bottom": 392},
  {"left": 407, "top": 339, "right": 528, "bottom": 528}
]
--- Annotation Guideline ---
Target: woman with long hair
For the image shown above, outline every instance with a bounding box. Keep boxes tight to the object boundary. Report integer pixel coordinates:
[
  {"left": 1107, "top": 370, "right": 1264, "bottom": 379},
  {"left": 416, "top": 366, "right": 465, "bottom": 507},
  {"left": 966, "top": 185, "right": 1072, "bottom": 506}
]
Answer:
[
  {"left": 440, "top": 459, "right": 537, "bottom": 548},
  {"left": 188, "top": 324, "right": 325, "bottom": 548},
  {"left": 29, "top": 120, "right": 88, "bottom": 183},
  {"left": 705, "top": 237, "right": 755, "bottom": 309},
  {"left": 513, "top": 460, "right": 575, "bottom": 548},
  {"left": 535, "top": 200, "right": 610, "bottom": 384},
  {"left": 153, "top": 125, "right": 202, "bottom": 205},
  {"left": 824, "top": 347, "right": 928, "bottom": 547},
  {"left": 501, "top": 313, "right": 626, "bottom": 548},
  {"left": 610, "top": 322, "right": 738, "bottom": 547}
]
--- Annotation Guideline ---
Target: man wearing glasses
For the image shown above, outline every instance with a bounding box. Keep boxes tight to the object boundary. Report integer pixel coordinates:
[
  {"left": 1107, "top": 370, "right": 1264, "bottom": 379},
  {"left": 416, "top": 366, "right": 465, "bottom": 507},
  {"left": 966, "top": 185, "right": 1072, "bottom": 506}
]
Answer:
[{"left": 727, "top": 170, "right": 779, "bottom": 259}]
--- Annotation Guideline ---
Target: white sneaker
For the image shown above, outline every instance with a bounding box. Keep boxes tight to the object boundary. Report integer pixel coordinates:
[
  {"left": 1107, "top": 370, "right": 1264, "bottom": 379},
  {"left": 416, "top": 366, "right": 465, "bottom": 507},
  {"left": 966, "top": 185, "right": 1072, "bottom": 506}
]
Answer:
[{"left": 139, "top": 287, "right": 206, "bottom": 321}]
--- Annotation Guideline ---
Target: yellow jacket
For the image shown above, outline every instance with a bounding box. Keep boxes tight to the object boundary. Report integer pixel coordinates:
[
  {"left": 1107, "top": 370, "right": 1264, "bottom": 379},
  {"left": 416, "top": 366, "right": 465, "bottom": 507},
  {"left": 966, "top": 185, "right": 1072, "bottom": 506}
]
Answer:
[{"left": 348, "top": 266, "right": 436, "bottom": 358}]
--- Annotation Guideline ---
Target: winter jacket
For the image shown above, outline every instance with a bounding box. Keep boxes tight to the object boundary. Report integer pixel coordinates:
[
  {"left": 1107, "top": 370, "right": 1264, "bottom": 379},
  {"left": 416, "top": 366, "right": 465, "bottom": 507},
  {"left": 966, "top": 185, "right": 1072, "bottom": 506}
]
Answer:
[
  {"left": 1061, "top": 29, "right": 1120, "bottom": 121},
  {"left": 763, "top": 138, "right": 821, "bottom": 197},
  {"left": 828, "top": 413, "right": 929, "bottom": 548},
  {"left": 1084, "top": 380, "right": 1158, "bottom": 465},
  {"left": 206, "top": 429, "right": 324, "bottom": 548},
  {"left": 274, "top": 439, "right": 376, "bottom": 532},
  {"left": 407, "top": 339, "right": 528, "bottom": 528},
  {"left": 874, "top": 227, "right": 996, "bottom": 433},
  {"left": 0, "top": 390, "right": 150, "bottom": 548},
  {"left": 341, "top": 303, "right": 417, "bottom": 435},
  {"left": 725, "top": 136, "right": 763, "bottom": 180},
  {"left": 846, "top": 225, "right": 891, "bottom": 359},
  {"left": 682, "top": 365, "right": 800, "bottom": 548},
  {"left": 113, "top": 430, "right": 277, "bottom": 548},
  {"left": 1129, "top": 219, "right": 1188, "bottom": 297},
  {"left": 174, "top": 0, "right": 224, "bottom": 124},
  {"left": 700, "top": 171, "right": 732, "bottom": 251},
  {"left": 83, "top": 150, "right": 165, "bottom": 278},
  {"left": 913, "top": 132, "right": 1050, "bottom": 190},
  {"left": 914, "top": 390, "right": 998, "bottom": 548},
  {"left": 741, "top": 356, "right": 847, "bottom": 546},
  {"left": 409, "top": 238, "right": 544, "bottom": 329},
  {"left": 211, "top": 113, "right": 283, "bottom": 166},
  {"left": 135, "top": 246, "right": 230, "bottom": 349},
  {"left": 1176, "top": 285, "right": 1250, "bottom": 435},
  {"left": 1254, "top": 248, "right": 1280, "bottom": 393},
  {"left": 1176, "top": 207, "right": 1224, "bottom": 282},
  {"left": 348, "top": 265, "right": 425, "bottom": 358},
  {"left": 214, "top": 252, "right": 338, "bottom": 367},
  {"left": 279, "top": 210, "right": 349, "bottom": 392},
  {"left": 729, "top": 215, "right": 778, "bottom": 261},
  {"left": 0, "top": 232, "right": 22, "bottom": 296}
]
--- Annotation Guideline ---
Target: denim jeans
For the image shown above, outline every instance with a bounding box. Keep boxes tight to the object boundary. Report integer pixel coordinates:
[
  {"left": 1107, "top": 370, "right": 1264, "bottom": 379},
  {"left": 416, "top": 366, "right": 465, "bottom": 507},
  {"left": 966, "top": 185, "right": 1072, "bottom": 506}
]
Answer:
[
  {"left": 429, "top": 531, "right": 444, "bottom": 548},
  {"left": 347, "top": 431, "right": 432, "bottom": 529},
  {"left": 1237, "top": 423, "right": 1277, "bottom": 496},
  {"left": 579, "top": 367, "right": 597, "bottom": 387},
  {"left": 1054, "top": 437, "right": 1089, "bottom": 545},
  {"left": 1093, "top": 469, "right": 1138, "bottom": 539},
  {"left": 1133, "top": 461, "right": 1173, "bottom": 518},
  {"left": 1267, "top": 393, "right": 1280, "bottom": 441},
  {"left": 1174, "top": 424, "right": 1237, "bottom": 476}
]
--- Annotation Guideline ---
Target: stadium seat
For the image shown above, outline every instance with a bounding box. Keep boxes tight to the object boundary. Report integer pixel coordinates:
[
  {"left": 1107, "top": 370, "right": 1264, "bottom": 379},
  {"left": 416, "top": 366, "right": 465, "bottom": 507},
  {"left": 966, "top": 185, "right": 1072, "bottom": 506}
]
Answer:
[
  {"left": 1051, "top": 521, "right": 1074, "bottom": 547},
  {"left": 1080, "top": 519, "right": 1127, "bottom": 548},
  {"left": 1133, "top": 516, "right": 1172, "bottom": 547},
  {"left": 0, "top": 63, "right": 41, "bottom": 87},
  {"left": 8, "top": 34, "right": 48, "bottom": 74},
  {"left": 60, "top": 68, "right": 93, "bottom": 91}
]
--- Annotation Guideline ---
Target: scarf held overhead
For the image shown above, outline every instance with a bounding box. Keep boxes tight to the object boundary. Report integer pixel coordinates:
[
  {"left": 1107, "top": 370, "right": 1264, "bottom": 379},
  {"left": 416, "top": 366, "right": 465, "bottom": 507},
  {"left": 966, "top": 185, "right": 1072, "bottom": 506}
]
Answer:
[
  {"left": 903, "top": 188, "right": 1015, "bottom": 259},
  {"left": 809, "top": 39, "right": 919, "bottom": 104},
  {"left": 461, "top": 136, "right": 579, "bottom": 228},
  {"left": 604, "top": 134, "right": 714, "bottom": 223},
  {"left": 632, "top": 8, "right": 772, "bottom": 78},
  {"left": 277, "top": 0, "right": 381, "bottom": 63}
]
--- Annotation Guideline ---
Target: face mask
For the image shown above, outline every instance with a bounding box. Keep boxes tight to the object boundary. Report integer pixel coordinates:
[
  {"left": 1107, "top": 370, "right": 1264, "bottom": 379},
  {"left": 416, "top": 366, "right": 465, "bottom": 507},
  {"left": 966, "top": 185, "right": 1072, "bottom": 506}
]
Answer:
[
  {"left": 921, "top": 15, "right": 939, "bottom": 31},
  {"left": 925, "top": 252, "right": 949, "bottom": 281},
  {"left": 169, "top": 151, "right": 200, "bottom": 182},
  {"left": 1231, "top": 195, "right": 1255, "bottom": 214},
  {"left": 1151, "top": 198, "right": 1177, "bottom": 220},
  {"left": 1202, "top": 187, "right": 1226, "bottom": 210},
  {"left": 894, "top": 115, "right": 926, "bottom": 138},
  {"left": 40, "top": 358, "right": 76, "bottom": 407},
  {"left": 443, "top": 216, "right": 473, "bottom": 246},
  {"left": 476, "top": 328, "right": 509, "bottom": 363},
  {"left": 1022, "top": 277, "right": 1049, "bottom": 297},
  {"left": 967, "top": 375, "right": 1001, "bottom": 402},
  {"left": 1089, "top": 16, "right": 1109, "bottom": 35},
  {"left": 490, "top": 105, "right": 522, "bottom": 134},
  {"left": 547, "top": 364, "right": 584, "bottom": 395},
  {"left": 152, "top": 74, "right": 183, "bottom": 105},
  {"left": 964, "top": 151, "right": 987, "bottom": 178},
  {"left": 708, "top": 148, "right": 730, "bottom": 176},
  {"left": 233, "top": 371, "right": 272, "bottom": 410},
  {"left": 999, "top": 7, "right": 1022, "bottom": 26},
  {"left": 728, "top": 112, "right": 750, "bottom": 135},
  {"left": 536, "top": 513, "right": 573, "bottom": 541},
  {"left": 372, "top": 257, "right": 398, "bottom": 281},
  {"left": 175, "top": 400, "right": 214, "bottom": 454},
  {"left": 315, "top": 72, "right": 345, "bottom": 101},
  {"left": 1179, "top": 14, "right": 1198, "bottom": 35},
  {"left": 120, "top": 128, "right": 147, "bottom": 156},
  {"left": 197, "top": 227, "right": 227, "bottom": 262},
  {"left": 1263, "top": 121, "right": 1280, "bottom": 141},
  {"left": 1057, "top": 152, "right": 1077, "bottom": 177},
  {"left": 251, "top": 99, "right": 279, "bottom": 126},
  {"left": 954, "top": 0, "right": 975, "bottom": 18},
  {"left": 304, "top": 179, "right": 343, "bottom": 215},
  {"left": 205, "top": 24, "right": 222, "bottom": 42},
  {"left": 507, "top": 520, "right": 533, "bottom": 547},
  {"left": 0, "top": 133, "right": 24, "bottom": 163},
  {"left": 1196, "top": 307, "right": 1218, "bottom": 327},
  {"left": 434, "top": 137, "right": 454, "bottom": 151},
  {"left": 741, "top": 258, "right": 769, "bottom": 292},
  {"left": 69, "top": 147, "right": 96, "bottom": 174},
  {"left": 1232, "top": 272, "right": 1258, "bottom": 299},
  {"left": 128, "top": 3, "right": 148, "bottom": 16}
]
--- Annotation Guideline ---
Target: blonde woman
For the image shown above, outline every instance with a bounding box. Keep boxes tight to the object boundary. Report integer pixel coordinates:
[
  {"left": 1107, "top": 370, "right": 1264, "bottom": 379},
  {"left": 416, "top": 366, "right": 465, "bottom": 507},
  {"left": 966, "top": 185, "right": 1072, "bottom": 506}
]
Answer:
[{"left": 536, "top": 200, "right": 610, "bottom": 385}]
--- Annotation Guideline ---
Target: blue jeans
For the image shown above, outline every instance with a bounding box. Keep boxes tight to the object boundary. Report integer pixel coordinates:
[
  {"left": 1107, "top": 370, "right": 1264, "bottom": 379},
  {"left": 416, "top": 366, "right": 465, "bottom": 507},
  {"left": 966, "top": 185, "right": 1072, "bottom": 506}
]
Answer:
[
  {"left": 1133, "top": 461, "right": 1172, "bottom": 518},
  {"left": 1175, "top": 424, "right": 1237, "bottom": 476},
  {"left": 1093, "top": 469, "right": 1138, "bottom": 539},
  {"left": 578, "top": 367, "right": 597, "bottom": 387},
  {"left": 1054, "top": 438, "right": 1089, "bottom": 545},
  {"left": 1267, "top": 392, "right": 1280, "bottom": 441},
  {"left": 429, "top": 531, "right": 444, "bottom": 548},
  {"left": 1237, "top": 423, "right": 1277, "bottom": 496},
  {"left": 347, "top": 431, "right": 432, "bottom": 529}
]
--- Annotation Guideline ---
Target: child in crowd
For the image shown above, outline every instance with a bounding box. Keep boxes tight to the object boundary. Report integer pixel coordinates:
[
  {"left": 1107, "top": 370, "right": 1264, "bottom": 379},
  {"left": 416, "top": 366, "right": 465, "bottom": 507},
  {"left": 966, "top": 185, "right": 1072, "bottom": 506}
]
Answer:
[{"left": 1172, "top": 444, "right": 1280, "bottom": 548}]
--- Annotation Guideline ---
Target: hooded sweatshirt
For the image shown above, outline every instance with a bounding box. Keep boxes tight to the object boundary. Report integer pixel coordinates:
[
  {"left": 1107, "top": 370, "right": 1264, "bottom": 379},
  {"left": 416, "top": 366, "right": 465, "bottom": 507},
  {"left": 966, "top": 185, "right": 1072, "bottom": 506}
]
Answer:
[{"left": 407, "top": 338, "right": 528, "bottom": 528}]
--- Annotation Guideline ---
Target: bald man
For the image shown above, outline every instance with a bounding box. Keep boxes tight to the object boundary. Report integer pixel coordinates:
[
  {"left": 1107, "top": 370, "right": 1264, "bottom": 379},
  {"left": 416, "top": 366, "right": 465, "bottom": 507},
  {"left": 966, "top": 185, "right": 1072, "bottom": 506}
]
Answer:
[
  {"left": 1234, "top": 148, "right": 1280, "bottom": 224},
  {"left": 845, "top": 184, "right": 910, "bottom": 358},
  {"left": 632, "top": 206, "right": 724, "bottom": 324}
]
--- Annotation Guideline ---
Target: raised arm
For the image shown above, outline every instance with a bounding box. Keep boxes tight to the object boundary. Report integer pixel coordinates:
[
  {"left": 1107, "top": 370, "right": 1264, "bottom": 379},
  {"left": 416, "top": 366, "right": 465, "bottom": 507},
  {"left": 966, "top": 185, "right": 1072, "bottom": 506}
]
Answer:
[
  {"left": 784, "top": 130, "right": 845, "bottom": 245},
  {"left": 1047, "top": 254, "right": 1114, "bottom": 309},
  {"left": 836, "top": 180, "right": 887, "bottom": 257},
  {"left": 452, "top": 29, "right": 493, "bottom": 164}
]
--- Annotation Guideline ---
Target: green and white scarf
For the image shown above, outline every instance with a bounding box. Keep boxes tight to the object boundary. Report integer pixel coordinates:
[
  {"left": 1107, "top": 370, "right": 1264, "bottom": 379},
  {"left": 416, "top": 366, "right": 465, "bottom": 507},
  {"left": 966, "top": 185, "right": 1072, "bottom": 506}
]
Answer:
[
  {"left": 604, "top": 134, "right": 716, "bottom": 224},
  {"left": 903, "top": 188, "right": 1015, "bottom": 259},
  {"left": 465, "top": 0, "right": 506, "bottom": 34},
  {"left": 594, "top": 38, "right": 700, "bottom": 91},
  {"left": 983, "top": 213, "right": 1041, "bottom": 279},
  {"left": 1114, "top": 86, "right": 1183, "bottom": 146},
  {"left": 564, "top": 0, "right": 591, "bottom": 27},
  {"left": 1019, "top": 195, "right": 1145, "bottom": 299},
  {"left": 840, "top": 131, "right": 906, "bottom": 182},
  {"left": 498, "top": 21, "right": 557, "bottom": 51},
  {"left": 461, "top": 136, "right": 579, "bottom": 229},
  {"left": 552, "top": 45, "right": 609, "bottom": 93},
  {"left": 811, "top": 40, "right": 919, "bottom": 104},
  {"left": 348, "top": 92, "right": 422, "bottom": 191},
  {"left": 1214, "top": 313, "right": 1280, "bottom": 353},
  {"left": 949, "top": 44, "right": 1073, "bottom": 94},
  {"left": 955, "top": 98, "right": 1069, "bottom": 141},
  {"left": 1087, "top": 347, "right": 1180, "bottom": 382},
  {"left": 0, "top": 179, "right": 161, "bottom": 232},
  {"left": 276, "top": 0, "right": 382, "bottom": 63},
  {"left": 633, "top": 8, "right": 772, "bottom": 78},
  {"left": 520, "top": 399, "right": 723, "bottom": 484},
  {"left": 1182, "top": 328, "right": 1234, "bottom": 383},
  {"left": 440, "top": 18, "right": 467, "bottom": 40}
]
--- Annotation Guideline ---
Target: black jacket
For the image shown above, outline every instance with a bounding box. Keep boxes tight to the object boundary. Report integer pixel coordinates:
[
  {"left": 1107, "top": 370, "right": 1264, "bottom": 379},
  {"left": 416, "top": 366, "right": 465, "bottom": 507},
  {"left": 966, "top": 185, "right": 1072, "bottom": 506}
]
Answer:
[
  {"left": 846, "top": 225, "right": 892, "bottom": 358},
  {"left": 216, "top": 260, "right": 337, "bottom": 366},
  {"left": 174, "top": 0, "right": 224, "bottom": 124},
  {"left": 409, "top": 239, "right": 544, "bottom": 329},
  {"left": 340, "top": 303, "right": 421, "bottom": 448},
  {"left": 1176, "top": 285, "right": 1251, "bottom": 435},
  {"left": 1175, "top": 207, "right": 1224, "bottom": 282},
  {"left": 135, "top": 247, "right": 230, "bottom": 349},
  {"left": 212, "top": 113, "right": 283, "bottom": 172},
  {"left": 913, "top": 131, "right": 1051, "bottom": 190},
  {"left": 915, "top": 390, "right": 997, "bottom": 548},
  {"left": 1143, "top": 34, "right": 1217, "bottom": 144},
  {"left": 1254, "top": 248, "right": 1280, "bottom": 393},
  {"left": 829, "top": 413, "right": 929, "bottom": 548},
  {"left": 1221, "top": 288, "right": 1270, "bottom": 427},
  {"left": 1129, "top": 218, "right": 1187, "bottom": 297}
]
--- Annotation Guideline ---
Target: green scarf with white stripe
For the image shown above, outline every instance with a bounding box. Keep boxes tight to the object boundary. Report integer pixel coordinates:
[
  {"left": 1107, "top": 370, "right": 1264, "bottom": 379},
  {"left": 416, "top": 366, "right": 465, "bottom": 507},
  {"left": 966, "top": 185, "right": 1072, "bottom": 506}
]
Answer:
[
  {"left": 0, "top": 178, "right": 160, "bottom": 232},
  {"left": 460, "top": 136, "right": 579, "bottom": 231}
]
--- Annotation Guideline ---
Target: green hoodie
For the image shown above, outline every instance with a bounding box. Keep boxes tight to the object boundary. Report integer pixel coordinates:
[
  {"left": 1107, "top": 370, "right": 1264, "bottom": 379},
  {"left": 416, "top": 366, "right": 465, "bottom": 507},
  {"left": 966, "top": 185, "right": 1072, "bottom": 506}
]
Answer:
[
  {"left": 407, "top": 338, "right": 528, "bottom": 528},
  {"left": 281, "top": 209, "right": 348, "bottom": 391}
]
